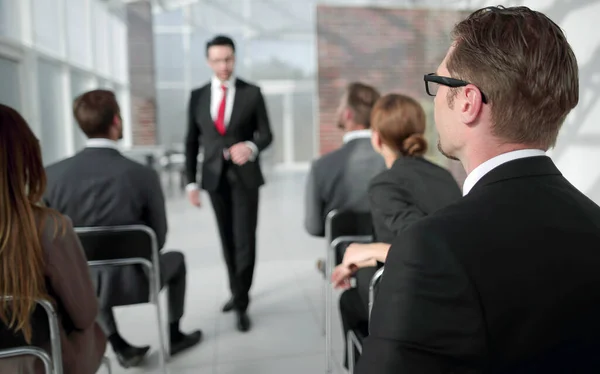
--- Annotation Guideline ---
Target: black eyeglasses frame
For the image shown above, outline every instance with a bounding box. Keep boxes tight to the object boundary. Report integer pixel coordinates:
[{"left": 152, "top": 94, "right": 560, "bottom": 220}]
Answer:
[{"left": 424, "top": 73, "right": 488, "bottom": 104}]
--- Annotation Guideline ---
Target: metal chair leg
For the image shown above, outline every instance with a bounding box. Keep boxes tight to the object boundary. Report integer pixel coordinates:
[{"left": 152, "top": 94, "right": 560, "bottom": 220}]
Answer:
[
  {"left": 151, "top": 271, "right": 168, "bottom": 374},
  {"left": 325, "top": 243, "right": 334, "bottom": 373},
  {"left": 321, "top": 277, "right": 326, "bottom": 336},
  {"left": 347, "top": 332, "right": 355, "bottom": 374},
  {"left": 101, "top": 356, "right": 112, "bottom": 374}
]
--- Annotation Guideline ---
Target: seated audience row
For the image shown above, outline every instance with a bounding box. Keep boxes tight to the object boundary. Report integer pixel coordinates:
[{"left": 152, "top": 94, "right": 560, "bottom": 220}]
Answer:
[
  {"left": 307, "top": 6, "right": 600, "bottom": 374},
  {"left": 330, "top": 92, "right": 462, "bottom": 368},
  {"left": 0, "top": 90, "right": 203, "bottom": 373}
]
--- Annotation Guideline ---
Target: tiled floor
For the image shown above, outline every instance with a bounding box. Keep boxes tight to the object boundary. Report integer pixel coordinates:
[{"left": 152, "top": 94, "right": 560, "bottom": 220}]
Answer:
[{"left": 101, "top": 169, "right": 347, "bottom": 374}]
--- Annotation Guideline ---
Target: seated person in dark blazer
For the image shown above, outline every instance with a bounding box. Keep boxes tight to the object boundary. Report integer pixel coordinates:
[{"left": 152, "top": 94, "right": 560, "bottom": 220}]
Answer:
[
  {"left": 304, "top": 82, "right": 386, "bottom": 272},
  {"left": 304, "top": 82, "right": 386, "bottom": 238},
  {"left": 331, "top": 93, "right": 461, "bottom": 369},
  {"left": 44, "top": 90, "right": 201, "bottom": 368},
  {"left": 356, "top": 7, "right": 600, "bottom": 374}
]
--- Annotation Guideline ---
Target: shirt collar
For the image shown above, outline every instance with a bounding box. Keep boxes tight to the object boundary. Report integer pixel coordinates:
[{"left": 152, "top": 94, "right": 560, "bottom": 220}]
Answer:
[
  {"left": 462, "top": 149, "right": 547, "bottom": 196},
  {"left": 86, "top": 138, "right": 120, "bottom": 150},
  {"left": 343, "top": 129, "right": 372, "bottom": 144},
  {"left": 211, "top": 75, "right": 236, "bottom": 89}
]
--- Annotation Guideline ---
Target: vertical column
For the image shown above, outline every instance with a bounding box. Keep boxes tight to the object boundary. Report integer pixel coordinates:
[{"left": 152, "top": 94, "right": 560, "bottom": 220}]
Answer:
[
  {"left": 182, "top": 4, "right": 192, "bottom": 103},
  {"left": 20, "top": 0, "right": 41, "bottom": 136},
  {"left": 126, "top": 0, "right": 158, "bottom": 146},
  {"left": 59, "top": 0, "right": 75, "bottom": 156},
  {"left": 283, "top": 90, "right": 294, "bottom": 165},
  {"left": 242, "top": 0, "right": 252, "bottom": 77}
]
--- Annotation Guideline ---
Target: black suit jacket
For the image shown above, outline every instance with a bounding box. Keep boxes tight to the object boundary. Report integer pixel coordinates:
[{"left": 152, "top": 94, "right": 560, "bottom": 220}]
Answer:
[
  {"left": 369, "top": 156, "right": 462, "bottom": 244},
  {"left": 354, "top": 156, "right": 462, "bottom": 304},
  {"left": 357, "top": 156, "right": 600, "bottom": 373},
  {"left": 304, "top": 137, "right": 386, "bottom": 237},
  {"left": 185, "top": 78, "right": 273, "bottom": 192},
  {"left": 44, "top": 147, "right": 168, "bottom": 306}
]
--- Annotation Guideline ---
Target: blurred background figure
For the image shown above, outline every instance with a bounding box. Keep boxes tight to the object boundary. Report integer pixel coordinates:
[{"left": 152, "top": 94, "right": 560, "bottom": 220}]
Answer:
[{"left": 185, "top": 35, "right": 273, "bottom": 333}]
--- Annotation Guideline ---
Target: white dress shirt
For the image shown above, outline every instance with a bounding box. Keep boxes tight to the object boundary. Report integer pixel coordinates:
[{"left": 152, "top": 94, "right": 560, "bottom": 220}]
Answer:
[
  {"left": 343, "top": 129, "right": 372, "bottom": 144},
  {"left": 462, "top": 149, "right": 547, "bottom": 196},
  {"left": 211, "top": 75, "right": 236, "bottom": 128},
  {"left": 86, "top": 138, "right": 120, "bottom": 150}
]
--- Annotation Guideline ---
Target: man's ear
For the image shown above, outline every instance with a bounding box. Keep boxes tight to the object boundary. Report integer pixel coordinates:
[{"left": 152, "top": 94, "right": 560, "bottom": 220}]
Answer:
[
  {"left": 344, "top": 108, "right": 353, "bottom": 122},
  {"left": 460, "top": 85, "right": 484, "bottom": 125}
]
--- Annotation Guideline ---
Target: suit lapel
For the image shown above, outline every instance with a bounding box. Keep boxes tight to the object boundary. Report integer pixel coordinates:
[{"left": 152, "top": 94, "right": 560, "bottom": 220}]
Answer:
[
  {"left": 227, "top": 79, "right": 246, "bottom": 131},
  {"left": 198, "top": 86, "right": 215, "bottom": 133}
]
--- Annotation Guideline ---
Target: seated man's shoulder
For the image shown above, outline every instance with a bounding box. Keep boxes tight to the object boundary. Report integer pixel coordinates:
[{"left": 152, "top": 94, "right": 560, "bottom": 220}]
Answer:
[
  {"left": 392, "top": 200, "right": 469, "bottom": 245},
  {"left": 312, "top": 147, "right": 347, "bottom": 170}
]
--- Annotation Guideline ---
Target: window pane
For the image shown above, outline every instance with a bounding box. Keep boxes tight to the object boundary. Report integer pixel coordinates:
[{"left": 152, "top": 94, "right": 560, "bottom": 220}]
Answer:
[
  {"left": 263, "top": 94, "right": 284, "bottom": 164},
  {"left": 155, "top": 34, "right": 185, "bottom": 82},
  {"left": 66, "top": 0, "right": 91, "bottom": 68},
  {"left": 33, "top": 0, "right": 62, "bottom": 54},
  {"left": 0, "top": 0, "right": 19, "bottom": 41},
  {"left": 156, "top": 88, "right": 186, "bottom": 146},
  {"left": 71, "top": 70, "right": 93, "bottom": 151},
  {"left": 93, "top": 1, "right": 111, "bottom": 76},
  {"left": 0, "top": 57, "right": 22, "bottom": 111},
  {"left": 38, "top": 59, "right": 66, "bottom": 165},
  {"left": 248, "top": 39, "right": 315, "bottom": 80},
  {"left": 292, "top": 92, "right": 315, "bottom": 162},
  {"left": 112, "top": 16, "right": 128, "bottom": 83},
  {"left": 154, "top": 8, "right": 184, "bottom": 27}
]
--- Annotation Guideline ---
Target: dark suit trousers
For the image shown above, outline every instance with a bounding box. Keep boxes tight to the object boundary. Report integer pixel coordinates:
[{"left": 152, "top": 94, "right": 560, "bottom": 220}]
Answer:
[
  {"left": 209, "top": 163, "right": 259, "bottom": 312},
  {"left": 340, "top": 267, "right": 376, "bottom": 368},
  {"left": 98, "top": 252, "right": 187, "bottom": 335}
]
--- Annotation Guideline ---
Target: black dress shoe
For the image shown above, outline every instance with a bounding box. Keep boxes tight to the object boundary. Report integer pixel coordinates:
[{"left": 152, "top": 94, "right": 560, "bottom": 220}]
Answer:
[
  {"left": 114, "top": 345, "right": 150, "bottom": 368},
  {"left": 236, "top": 311, "right": 251, "bottom": 332},
  {"left": 170, "top": 330, "right": 203, "bottom": 356},
  {"left": 222, "top": 298, "right": 235, "bottom": 313}
]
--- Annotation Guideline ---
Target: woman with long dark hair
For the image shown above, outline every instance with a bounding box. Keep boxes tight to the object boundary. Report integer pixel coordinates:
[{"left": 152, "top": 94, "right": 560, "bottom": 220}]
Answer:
[{"left": 0, "top": 104, "right": 106, "bottom": 373}]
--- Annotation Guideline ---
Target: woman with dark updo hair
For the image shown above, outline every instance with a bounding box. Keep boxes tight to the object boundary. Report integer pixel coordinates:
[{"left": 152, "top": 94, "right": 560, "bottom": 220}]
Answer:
[{"left": 331, "top": 93, "right": 462, "bottom": 369}]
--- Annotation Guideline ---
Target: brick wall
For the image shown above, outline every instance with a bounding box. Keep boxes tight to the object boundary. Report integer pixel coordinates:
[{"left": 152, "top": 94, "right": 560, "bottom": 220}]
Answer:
[
  {"left": 316, "top": 6, "right": 470, "bottom": 184},
  {"left": 127, "top": 2, "right": 158, "bottom": 146}
]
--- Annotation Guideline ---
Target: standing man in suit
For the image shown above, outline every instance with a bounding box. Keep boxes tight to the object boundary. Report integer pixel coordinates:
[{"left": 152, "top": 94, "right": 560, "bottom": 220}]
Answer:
[
  {"left": 185, "top": 35, "right": 273, "bottom": 332},
  {"left": 357, "top": 6, "right": 600, "bottom": 374}
]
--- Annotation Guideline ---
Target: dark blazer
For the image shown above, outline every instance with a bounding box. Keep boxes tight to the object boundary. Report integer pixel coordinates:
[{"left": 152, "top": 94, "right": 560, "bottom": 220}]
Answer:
[
  {"left": 369, "top": 156, "right": 462, "bottom": 244},
  {"left": 354, "top": 156, "right": 462, "bottom": 303},
  {"left": 44, "top": 147, "right": 168, "bottom": 306},
  {"left": 357, "top": 156, "right": 600, "bottom": 374},
  {"left": 41, "top": 216, "right": 107, "bottom": 374},
  {"left": 304, "top": 137, "right": 386, "bottom": 237},
  {"left": 185, "top": 78, "right": 273, "bottom": 192}
]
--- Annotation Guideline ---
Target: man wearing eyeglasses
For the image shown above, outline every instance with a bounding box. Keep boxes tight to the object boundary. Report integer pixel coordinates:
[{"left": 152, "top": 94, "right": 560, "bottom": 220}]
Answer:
[
  {"left": 357, "top": 6, "right": 600, "bottom": 374},
  {"left": 185, "top": 35, "right": 273, "bottom": 333}
]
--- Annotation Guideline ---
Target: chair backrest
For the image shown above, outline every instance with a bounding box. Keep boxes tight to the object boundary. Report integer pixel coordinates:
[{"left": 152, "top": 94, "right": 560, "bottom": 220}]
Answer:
[
  {"left": 0, "top": 347, "right": 53, "bottom": 373},
  {"left": 368, "top": 267, "right": 385, "bottom": 327},
  {"left": 0, "top": 297, "right": 64, "bottom": 374},
  {"left": 325, "top": 210, "right": 373, "bottom": 244},
  {"left": 75, "top": 225, "right": 158, "bottom": 265}
]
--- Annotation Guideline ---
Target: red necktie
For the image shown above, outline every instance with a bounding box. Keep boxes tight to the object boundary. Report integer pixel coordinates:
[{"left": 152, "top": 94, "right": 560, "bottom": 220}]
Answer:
[{"left": 215, "top": 84, "right": 227, "bottom": 135}]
